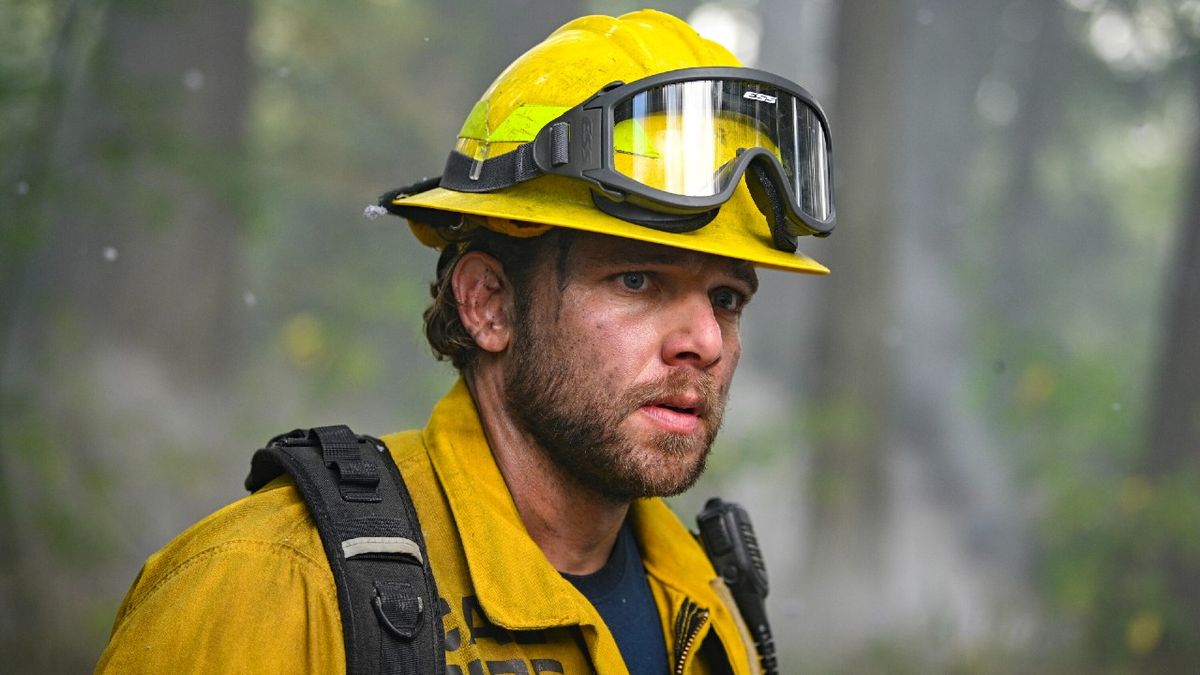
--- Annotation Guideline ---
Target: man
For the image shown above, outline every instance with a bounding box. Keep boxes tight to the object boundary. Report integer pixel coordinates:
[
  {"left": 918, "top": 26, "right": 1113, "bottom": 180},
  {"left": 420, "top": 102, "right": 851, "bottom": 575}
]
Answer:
[{"left": 98, "top": 9, "right": 834, "bottom": 674}]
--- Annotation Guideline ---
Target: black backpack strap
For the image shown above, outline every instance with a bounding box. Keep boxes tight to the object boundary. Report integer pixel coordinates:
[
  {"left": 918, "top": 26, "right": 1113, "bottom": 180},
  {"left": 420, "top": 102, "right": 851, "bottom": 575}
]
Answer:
[{"left": 245, "top": 425, "right": 445, "bottom": 675}]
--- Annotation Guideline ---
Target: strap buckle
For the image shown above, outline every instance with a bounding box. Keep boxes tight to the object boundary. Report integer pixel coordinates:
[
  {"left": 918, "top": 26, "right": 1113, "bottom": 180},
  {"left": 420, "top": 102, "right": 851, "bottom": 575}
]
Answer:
[
  {"left": 373, "top": 581, "right": 424, "bottom": 640},
  {"left": 314, "top": 425, "right": 382, "bottom": 502}
]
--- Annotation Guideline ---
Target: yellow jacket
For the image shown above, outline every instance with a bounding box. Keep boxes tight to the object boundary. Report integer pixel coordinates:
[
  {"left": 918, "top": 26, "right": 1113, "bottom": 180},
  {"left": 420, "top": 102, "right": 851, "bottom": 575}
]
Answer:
[{"left": 98, "top": 380, "right": 758, "bottom": 674}]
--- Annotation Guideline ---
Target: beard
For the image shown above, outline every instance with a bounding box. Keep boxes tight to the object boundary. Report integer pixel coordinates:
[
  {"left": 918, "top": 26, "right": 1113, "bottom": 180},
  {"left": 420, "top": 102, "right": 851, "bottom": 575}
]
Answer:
[{"left": 503, "top": 308, "right": 727, "bottom": 504}]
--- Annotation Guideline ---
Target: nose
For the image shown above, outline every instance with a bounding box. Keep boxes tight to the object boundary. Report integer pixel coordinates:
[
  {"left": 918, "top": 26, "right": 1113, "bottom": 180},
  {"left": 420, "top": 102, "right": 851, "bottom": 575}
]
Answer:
[{"left": 661, "top": 293, "right": 723, "bottom": 368}]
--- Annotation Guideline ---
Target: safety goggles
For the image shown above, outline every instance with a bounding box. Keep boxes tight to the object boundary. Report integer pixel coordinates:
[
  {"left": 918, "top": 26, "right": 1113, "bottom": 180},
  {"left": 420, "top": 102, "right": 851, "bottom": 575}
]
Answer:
[{"left": 435, "top": 67, "right": 836, "bottom": 251}]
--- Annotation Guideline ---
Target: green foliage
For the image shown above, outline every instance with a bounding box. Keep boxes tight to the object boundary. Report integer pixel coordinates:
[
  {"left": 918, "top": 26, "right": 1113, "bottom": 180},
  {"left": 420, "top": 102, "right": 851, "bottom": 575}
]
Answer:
[{"left": 962, "top": 2, "right": 1200, "bottom": 669}]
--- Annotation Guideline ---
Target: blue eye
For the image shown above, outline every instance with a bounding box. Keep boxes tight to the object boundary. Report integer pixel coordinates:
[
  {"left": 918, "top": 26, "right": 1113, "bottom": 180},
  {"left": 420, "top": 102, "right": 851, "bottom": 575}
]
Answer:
[
  {"left": 712, "top": 288, "right": 743, "bottom": 312},
  {"left": 621, "top": 272, "right": 647, "bottom": 290}
]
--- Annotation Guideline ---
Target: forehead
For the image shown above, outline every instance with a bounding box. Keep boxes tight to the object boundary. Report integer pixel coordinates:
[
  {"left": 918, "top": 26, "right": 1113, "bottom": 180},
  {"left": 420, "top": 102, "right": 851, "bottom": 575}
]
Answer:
[{"left": 562, "top": 231, "right": 759, "bottom": 288}]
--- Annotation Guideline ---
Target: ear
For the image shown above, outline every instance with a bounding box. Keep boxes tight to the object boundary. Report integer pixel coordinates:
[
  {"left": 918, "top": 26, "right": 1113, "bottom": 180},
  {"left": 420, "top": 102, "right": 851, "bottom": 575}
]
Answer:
[{"left": 451, "top": 251, "right": 513, "bottom": 354}]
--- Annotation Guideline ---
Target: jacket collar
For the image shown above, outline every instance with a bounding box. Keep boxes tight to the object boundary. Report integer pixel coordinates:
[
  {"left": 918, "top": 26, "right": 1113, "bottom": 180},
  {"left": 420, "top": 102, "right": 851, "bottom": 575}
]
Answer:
[
  {"left": 423, "top": 379, "right": 589, "bottom": 630},
  {"left": 630, "top": 497, "right": 720, "bottom": 605}
]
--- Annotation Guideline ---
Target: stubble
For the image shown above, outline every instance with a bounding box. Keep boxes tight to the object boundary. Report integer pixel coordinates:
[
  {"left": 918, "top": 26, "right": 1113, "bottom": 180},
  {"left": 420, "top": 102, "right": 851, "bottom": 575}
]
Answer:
[{"left": 504, "top": 306, "right": 726, "bottom": 503}]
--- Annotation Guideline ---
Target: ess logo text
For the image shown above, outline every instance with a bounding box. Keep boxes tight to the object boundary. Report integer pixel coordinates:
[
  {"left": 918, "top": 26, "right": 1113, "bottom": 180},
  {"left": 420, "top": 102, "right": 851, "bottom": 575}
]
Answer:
[{"left": 743, "top": 91, "right": 777, "bottom": 104}]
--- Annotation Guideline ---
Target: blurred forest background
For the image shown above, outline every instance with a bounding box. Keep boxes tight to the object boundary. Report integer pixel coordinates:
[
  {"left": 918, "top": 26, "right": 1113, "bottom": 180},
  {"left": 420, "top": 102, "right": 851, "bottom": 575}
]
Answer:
[{"left": 1, "top": 0, "right": 1198, "bottom": 672}]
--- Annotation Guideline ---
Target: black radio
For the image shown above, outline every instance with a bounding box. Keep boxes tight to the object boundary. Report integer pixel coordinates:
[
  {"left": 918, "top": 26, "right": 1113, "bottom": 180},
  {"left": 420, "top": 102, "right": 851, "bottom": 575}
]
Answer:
[{"left": 697, "top": 497, "right": 777, "bottom": 675}]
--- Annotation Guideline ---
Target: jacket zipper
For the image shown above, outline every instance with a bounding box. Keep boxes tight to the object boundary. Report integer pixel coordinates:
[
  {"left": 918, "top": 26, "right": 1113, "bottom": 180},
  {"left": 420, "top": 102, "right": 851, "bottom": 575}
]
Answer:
[{"left": 672, "top": 598, "right": 710, "bottom": 675}]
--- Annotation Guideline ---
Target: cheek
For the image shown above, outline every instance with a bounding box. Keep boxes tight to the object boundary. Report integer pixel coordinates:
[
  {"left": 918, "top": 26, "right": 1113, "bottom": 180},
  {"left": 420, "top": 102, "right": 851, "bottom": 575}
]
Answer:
[
  {"left": 603, "top": 316, "right": 661, "bottom": 349},
  {"left": 719, "top": 325, "right": 743, "bottom": 376},
  {"left": 576, "top": 314, "right": 662, "bottom": 377},
  {"left": 726, "top": 336, "right": 742, "bottom": 363},
  {"left": 726, "top": 324, "right": 742, "bottom": 358}
]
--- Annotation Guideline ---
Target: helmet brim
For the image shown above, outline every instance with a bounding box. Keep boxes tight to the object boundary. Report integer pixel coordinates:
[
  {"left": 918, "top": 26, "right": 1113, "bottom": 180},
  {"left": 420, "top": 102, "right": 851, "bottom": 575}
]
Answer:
[{"left": 392, "top": 175, "right": 829, "bottom": 274}]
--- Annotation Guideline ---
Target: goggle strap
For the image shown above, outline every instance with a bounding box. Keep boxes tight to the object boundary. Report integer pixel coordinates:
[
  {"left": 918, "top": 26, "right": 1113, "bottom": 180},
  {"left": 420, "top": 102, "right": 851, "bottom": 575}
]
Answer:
[
  {"left": 746, "top": 163, "right": 798, "bottom": 253},
  {"left": 591, "top": 193, "right": 717, "bottom": 233},
  {"left": 440, "top": 147, "right": 542, "bottom": 193}
]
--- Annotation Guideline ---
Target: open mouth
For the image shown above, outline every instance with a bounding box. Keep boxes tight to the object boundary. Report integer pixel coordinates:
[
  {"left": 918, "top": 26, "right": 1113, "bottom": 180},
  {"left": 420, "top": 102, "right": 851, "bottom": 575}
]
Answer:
[
  {"left": 640, "top": 395, "right": 707, "bottom": 434},
  {"left": 645, "top": 391, "right": 707, "bottom": 418},
  {"left": 640, "top": 404, "right": 703, "bottom": 434},
  {"left": 657, "top": 403, "right": 698, "bottom": 415}
]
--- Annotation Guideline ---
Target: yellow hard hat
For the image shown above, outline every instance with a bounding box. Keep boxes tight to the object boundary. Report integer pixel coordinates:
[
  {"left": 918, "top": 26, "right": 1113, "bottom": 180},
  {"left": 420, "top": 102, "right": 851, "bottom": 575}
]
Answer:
[{"left": 386, "top": 9, "right": 830, "bottom": 274}]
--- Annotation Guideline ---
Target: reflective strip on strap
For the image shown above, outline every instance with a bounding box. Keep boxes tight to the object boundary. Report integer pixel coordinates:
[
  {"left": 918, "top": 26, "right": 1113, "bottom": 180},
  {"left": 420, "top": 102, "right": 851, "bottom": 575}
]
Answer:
[{"left": 342, "top": 536, "right": 424, "bottom": 563}]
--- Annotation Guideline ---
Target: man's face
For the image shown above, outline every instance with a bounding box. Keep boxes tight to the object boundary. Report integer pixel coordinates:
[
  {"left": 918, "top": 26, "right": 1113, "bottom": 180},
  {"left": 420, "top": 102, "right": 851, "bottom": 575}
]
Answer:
[{"left": 503, "top": 232, "right": 758, "bottom": 503}]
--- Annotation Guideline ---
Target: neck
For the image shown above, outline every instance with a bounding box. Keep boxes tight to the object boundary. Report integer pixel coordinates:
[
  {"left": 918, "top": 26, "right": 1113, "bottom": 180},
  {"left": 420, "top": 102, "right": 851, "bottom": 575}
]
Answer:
[{"left": 466, "top": 364, "right": 628, "bottom": 576}]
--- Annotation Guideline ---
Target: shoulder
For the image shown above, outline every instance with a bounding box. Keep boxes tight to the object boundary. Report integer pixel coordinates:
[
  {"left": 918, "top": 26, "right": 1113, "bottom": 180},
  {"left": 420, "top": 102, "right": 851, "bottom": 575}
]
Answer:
[
  {"left": 99, "top": 428, "right": 442, "bottom": 673},
  {"left": 99, "top": 477, "right": 343, "bottom": 673},
  {"left": 139, "top": 476, "right": 329, "bottom": 595},
  {"left": 381, "top": 428, "right": 425, "bottom": 470}
]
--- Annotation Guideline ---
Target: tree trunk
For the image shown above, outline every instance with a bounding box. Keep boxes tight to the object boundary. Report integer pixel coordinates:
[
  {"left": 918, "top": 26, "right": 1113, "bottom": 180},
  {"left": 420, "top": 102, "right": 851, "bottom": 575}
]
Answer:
[
  {"left": 1138, "top": 59, "right": 1200, "bottom": 670},
  {"left": 0, "top": 0, "right": 252, "bottom": 669},
  {"left": 62, "top": 0, "right": 251, "bottom": 379},
  {"left": 802, "top": 0, "right": 905, "bottom": 644},
  {"left": 1144, "top": 69, "right": 1200, "bottom": 479},
  {"left": 985, "top": 3, "right": 1070, "bottom": 333}
]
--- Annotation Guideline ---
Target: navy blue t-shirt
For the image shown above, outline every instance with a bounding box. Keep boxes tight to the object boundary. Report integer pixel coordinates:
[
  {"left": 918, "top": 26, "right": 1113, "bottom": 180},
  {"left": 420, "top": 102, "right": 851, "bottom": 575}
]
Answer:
[{"left": 562, "top": 520, "right": 670, "bottom": 674}]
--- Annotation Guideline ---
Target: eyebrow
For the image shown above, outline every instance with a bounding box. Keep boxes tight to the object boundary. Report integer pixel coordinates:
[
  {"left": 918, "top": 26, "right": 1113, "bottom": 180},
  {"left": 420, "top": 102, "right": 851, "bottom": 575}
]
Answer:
[{"left": 730, "top": 263, "right": 760, "bottom": 295}]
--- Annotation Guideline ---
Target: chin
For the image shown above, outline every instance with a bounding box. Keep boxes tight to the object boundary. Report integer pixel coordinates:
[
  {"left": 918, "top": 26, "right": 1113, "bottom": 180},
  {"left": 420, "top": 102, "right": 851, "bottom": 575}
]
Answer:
[{"left": 625, "top": 443, "right": 711, "bottom": 498}]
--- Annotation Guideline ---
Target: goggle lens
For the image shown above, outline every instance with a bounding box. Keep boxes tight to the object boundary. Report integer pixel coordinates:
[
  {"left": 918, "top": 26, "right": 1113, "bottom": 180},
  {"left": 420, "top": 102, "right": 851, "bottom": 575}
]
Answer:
[{"left": 611, "top": 79, "right": 832, "bottom": 224}]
